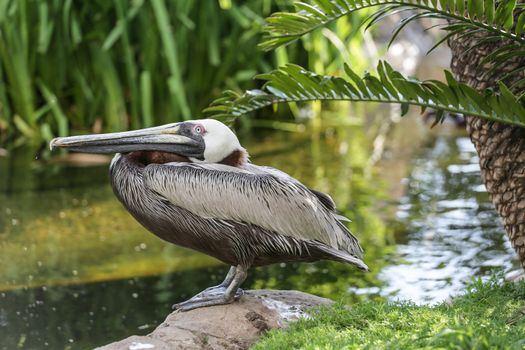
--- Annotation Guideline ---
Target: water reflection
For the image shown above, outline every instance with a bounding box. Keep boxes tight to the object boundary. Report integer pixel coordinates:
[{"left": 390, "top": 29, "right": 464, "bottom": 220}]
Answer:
[{"left": 379, "top": 135, "right": 517, "bottom": 303}]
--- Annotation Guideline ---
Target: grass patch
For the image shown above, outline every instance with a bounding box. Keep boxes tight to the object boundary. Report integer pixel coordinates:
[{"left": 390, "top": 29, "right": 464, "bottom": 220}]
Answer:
[{"left": 253, "top": 277, "right": 525, "bottom": 349}]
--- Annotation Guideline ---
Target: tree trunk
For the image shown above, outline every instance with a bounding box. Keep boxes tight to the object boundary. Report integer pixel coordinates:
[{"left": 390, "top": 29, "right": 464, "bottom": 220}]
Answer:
[{"left": 449, "top": 30, "right": 525, "bottom": 269}]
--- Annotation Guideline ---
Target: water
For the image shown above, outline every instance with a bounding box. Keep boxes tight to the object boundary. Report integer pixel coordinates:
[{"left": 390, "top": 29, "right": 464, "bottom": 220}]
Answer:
[
  {"left": 379, "top": 134, "right": 517, "bottom": 303},
  {"left": 0, "top": 123, "right": 519, "bottom": 349}
]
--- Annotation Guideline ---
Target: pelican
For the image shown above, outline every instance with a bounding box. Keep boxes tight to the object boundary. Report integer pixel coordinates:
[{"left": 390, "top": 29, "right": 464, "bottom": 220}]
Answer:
[{"left": 50, "top": 119, "right": 367, "bottom": 311}]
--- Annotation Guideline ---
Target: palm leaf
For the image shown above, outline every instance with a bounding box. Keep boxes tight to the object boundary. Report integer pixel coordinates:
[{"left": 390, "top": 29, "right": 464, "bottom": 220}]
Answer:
[
  {"left": 261, "top": 0, "right": 525, "bottom": 79},
  {"left": 262, "top": 0, "right": 525, "bottom": 49},
  {"left": 204, "top": 61, "right": 525, "bottom": 128}
]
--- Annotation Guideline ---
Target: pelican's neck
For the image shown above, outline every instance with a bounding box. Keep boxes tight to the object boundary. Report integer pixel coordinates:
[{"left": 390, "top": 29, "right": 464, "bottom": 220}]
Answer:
[
  {"left": 109, "top": 147, "right": 249, "bottom": 173},
  {"left": 217, "top": 148, "right": 249, "bottom": 167},
  {"left": 110, "top": 153, "right": 123, "bottom": 171},
  {"left": 109, "top": 153, "right": 142, "bottom": 208},
  {"left": 110, "top": 153, "right": 160, "bottom": 218},
  {"left": 110, "top": 153, "right": 141, "bottom": 186}
]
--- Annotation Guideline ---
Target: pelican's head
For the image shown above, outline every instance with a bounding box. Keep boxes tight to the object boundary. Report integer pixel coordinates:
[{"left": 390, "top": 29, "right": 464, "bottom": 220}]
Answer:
[
  {"left": 187, "top": 119, "right": 248, "bottom": 165},
  {"left": 50, "top": 119, "right": 248, "bottom": 166}
]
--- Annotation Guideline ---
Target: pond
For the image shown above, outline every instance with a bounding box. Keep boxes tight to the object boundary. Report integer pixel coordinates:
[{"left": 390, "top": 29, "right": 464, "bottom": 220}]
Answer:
[{"left": 0, "top": 112, "right": 519, "bottom": 349}]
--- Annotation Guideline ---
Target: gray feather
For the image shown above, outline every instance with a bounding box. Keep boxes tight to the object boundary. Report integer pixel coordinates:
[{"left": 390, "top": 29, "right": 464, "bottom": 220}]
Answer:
[{"left": 144, "top": 162, "right": 363, "bottom": 258}]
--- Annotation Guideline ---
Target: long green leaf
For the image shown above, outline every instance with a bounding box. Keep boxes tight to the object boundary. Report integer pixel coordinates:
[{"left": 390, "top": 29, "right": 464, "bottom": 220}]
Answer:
[
  {"left": 205, "top": 62, "right": 525, "bottom": 128},
  {"left": 37, "top": 80, "right": 68, "bottom": 137},
  {"left": 151, "top": 0, "right": 191, "bottom": 119}
]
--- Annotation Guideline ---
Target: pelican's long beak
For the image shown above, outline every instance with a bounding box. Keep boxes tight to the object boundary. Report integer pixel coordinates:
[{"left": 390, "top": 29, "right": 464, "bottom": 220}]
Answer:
[{"left": 50, "top": 123, "right": 203, "bottom": 158}]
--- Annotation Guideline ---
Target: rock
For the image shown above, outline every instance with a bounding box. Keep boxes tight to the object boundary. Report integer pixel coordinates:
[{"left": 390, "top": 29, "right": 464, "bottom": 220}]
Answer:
[{"left": 96, "top": 290, "right": 332, "bottom": 350}]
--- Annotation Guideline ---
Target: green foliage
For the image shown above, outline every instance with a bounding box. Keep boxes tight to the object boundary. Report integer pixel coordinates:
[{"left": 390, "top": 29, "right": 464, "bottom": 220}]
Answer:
[
  {"left": 0, "top": 0, "right": 375, "bottom": 144},
  {"left": 0, "top": 0, "right": 290, "bottom": 144},
  {"left": 253, "top": 277, "right": 525, "bottom": 349},
  {"left": 261, "top": 0, "right": 525, "bottom": 77},
  {"left": 207, "top": 0, "right": 525, "bottom": 129},
  {"left": 206, "top": 61, "right": 525, "bottom": 128}
]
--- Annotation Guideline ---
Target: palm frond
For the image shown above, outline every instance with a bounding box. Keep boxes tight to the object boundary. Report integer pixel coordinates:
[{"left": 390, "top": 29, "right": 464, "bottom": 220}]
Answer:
[
  {"left": 204, "top": 62, "right": 525, "bottom": 128},
  {"left": 261, "top": 1, "right": 525, "bottom": 73}
]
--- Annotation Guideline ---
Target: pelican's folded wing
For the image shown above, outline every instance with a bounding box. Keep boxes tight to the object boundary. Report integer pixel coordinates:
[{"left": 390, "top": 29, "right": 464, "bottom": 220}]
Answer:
[{"left": 143, "top": 162, "right": 363, "bottom": 258}]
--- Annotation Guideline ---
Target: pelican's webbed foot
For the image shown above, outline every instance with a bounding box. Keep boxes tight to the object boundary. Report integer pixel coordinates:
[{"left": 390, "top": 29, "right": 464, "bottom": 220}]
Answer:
[
  {"left": 173, "top": 287, "right": 244, "bottom": 312},
  {"left": 172, "top": 265, "right": 248, "bottom": 312}
]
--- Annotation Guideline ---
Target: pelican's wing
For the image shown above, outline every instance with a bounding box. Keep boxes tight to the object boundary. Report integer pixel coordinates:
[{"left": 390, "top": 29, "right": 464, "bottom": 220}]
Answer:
[
  {"left": 143, "top": 162, "right": 363, "bottom": 258},
  {"left": 249, "top": 165, "right": 337, "bottom": 209},
  {"left": 246, "top": 165, "right": 350, "bottom": 220},
  {"left": 308, "top": 189, "right": 336, "bottom": 211}
]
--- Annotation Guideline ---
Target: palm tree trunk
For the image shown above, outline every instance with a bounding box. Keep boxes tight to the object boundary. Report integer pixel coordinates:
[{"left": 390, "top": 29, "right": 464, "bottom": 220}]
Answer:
[{"left": 449, "top": 32, "right": 525, "bottom": 270}]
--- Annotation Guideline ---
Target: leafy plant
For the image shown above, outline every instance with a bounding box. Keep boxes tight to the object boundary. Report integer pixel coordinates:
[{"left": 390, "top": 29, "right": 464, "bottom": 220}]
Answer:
[
  {"left": 0, "top": 0, "right": 294, "bottom": 145},
  {"left": 0, "top": 0, "right": 375, "bottom": 146},
  {"left": 206, "top": 0, "right": 525, "bottom": 128},
  {"left": 206, "top": 61, "right": 525, "bottom": 127}
]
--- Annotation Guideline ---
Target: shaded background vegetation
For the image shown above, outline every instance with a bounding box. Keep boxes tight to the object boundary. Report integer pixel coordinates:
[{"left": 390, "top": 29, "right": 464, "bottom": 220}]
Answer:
[{"left": 0, "top": 0, "right": 371, "bottom": 148}]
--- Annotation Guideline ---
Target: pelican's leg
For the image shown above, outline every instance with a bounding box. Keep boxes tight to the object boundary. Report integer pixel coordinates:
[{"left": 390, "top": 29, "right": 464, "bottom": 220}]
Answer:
[
  {"left": 173, "top": 265, "right": 248, "bottom": 312},
  {"left": 203, "top": 266, "right": 237, "bottom": 291},
  {"left": 171, "top": 266, "right": 238, "bottom": 310}
]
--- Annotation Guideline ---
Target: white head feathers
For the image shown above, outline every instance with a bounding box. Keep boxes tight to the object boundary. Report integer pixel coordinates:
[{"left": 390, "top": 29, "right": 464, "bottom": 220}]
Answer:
[{"left": 191, "top": 119, "right": 248, "bottom": 165}]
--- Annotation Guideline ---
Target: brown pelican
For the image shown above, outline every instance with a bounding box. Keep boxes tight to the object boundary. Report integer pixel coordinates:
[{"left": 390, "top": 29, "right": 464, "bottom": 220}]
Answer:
[{"left": 50, "top": 119, "right": 367, "bottom": 311}]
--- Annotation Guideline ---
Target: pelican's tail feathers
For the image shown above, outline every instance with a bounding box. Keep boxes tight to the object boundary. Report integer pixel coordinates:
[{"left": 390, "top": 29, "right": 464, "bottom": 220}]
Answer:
[
  {"left": 335, "top": 221, "right": 364, "bottom": 259},
  {"left": 311, "top": 242, "right": 369, "bottom": 271}
]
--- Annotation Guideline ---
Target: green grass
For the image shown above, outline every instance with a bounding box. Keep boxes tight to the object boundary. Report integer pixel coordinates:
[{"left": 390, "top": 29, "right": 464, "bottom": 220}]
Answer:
[{"left": 253, "top": 277, "right": 525, "bottom": 350}]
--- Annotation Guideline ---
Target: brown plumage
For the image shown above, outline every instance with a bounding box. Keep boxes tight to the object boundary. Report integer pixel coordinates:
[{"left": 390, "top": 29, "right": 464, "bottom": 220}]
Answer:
[{"left": 128, "top": 150, "right": 190, "bottom": 165}]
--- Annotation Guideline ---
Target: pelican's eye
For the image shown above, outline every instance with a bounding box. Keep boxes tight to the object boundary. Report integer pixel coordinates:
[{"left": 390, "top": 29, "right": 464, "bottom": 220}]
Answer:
[{"left": 193, "top": 125, "right": 206, "bottom": 135}]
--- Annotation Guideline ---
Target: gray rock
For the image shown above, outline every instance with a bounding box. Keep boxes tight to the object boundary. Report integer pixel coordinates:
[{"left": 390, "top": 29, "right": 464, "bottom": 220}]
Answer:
[{"left": 96, "top": 290, "right": 332, "bottom": 350}]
